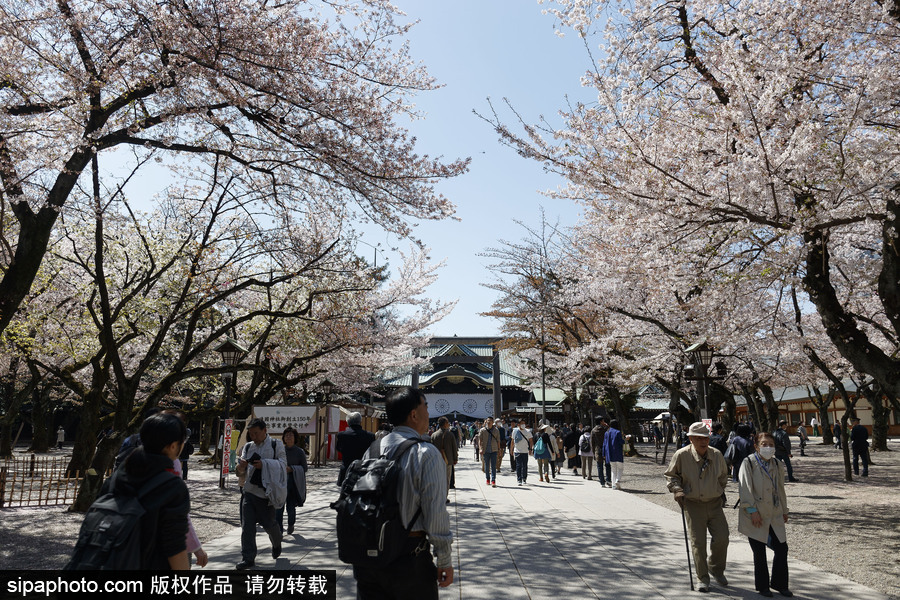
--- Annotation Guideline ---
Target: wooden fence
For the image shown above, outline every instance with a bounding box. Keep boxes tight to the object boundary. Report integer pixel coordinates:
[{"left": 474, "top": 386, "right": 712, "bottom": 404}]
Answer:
[{"left": 0, "top": 454, "right": 106, "bottom": 509}]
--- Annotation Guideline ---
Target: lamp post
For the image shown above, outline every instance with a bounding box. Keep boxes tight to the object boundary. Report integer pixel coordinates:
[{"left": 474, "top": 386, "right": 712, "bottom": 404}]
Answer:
[
  {"left": 585, "top": 380, "right": 598, "bottom": 424},
  {"left": 319, "top": 379, "right": 334, "bottom": 403},
  {"left": 214, "top": 337, "right": 246, "bottom": 489},
  {"left": 315, "top": 379, "right": 334, "bottom": 467},
  {"left": 684, "top": 341, "right": 724, "bottom": 421}
]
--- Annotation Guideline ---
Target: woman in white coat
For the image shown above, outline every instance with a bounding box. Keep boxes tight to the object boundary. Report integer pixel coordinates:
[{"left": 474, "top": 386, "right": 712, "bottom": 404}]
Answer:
[{"left": 738, "top": 432, "right": 791, "bottom": 598}]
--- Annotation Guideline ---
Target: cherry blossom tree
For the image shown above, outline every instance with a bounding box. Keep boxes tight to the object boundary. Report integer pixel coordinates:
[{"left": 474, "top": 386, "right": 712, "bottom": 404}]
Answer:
[
  {"left": 0, "top": 0, "right": 467, "bottom": 337},
  {"left": 9, "top": 157, "right": 453, "bottom": 508},
  {"left": 485, "top": 0, "right": 900, "bottom": 402}
]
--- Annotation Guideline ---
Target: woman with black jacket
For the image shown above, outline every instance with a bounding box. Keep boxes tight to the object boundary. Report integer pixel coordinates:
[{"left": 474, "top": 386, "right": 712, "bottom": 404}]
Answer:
[
  {"left": 112, "top": 414, "right": 191, "bottom": 570},
  {"left": 563, "top": 423, "right": 582, "bottom": 475}
]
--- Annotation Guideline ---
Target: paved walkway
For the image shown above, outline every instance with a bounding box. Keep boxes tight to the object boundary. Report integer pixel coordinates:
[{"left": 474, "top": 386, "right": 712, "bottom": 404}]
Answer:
[{"left": 202, "top": 457, "right": 889, "bottom": 599}]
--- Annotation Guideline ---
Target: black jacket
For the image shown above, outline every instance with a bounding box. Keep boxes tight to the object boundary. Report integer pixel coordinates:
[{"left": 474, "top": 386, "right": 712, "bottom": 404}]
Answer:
[
  {"left": 112, "top": 449, "right": 189, "bottom": 570},
  {"left": 336, "top": 424, "right": 375, "bottom": 466},
  {"left": 709, "top": 433, "right": 727, "bottom": 455}
]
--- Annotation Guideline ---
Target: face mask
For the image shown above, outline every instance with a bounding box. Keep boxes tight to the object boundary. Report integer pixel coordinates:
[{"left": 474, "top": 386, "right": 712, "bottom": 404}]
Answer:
[
  {"left": 519, "top": 424, "right": 525, "bottom": 429},
  {"left": 759, "top": 447, "right": 776, "bottom": 460}
]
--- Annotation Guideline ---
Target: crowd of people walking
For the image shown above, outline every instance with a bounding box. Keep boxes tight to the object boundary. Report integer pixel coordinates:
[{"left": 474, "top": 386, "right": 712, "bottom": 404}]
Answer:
[{"left": 61, "top": 390, "right": 877, "bottom": 600}]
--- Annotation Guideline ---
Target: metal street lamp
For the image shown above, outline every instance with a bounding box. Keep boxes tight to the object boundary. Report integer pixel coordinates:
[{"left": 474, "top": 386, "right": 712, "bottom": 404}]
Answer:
[
  {"left": 214, "top": 337, "right": 247, "bottom": 489},
  {"left": 684, "top": 341, "right": 726, "bottom": 421},
  {"left": 319, "top": 379, "right": 335, "bottom": 403}
]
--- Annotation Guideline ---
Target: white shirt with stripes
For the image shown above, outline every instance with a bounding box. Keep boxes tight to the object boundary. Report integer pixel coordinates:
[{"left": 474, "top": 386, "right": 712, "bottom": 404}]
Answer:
[{"left": 364, "top": 426, "right": 453, "bottom": 568}]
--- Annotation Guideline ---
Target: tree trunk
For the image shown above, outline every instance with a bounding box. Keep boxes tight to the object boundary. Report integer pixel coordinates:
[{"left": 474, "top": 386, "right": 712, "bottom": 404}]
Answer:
[
  {"left": 742, "top": 385, "right": 766, "bottom": 432},
  {"left": 806, "top": 386, "right": 834, "bottom": 446},
  {"left": 760, "top": 383, "right": 780, "bottom": 432},
  {"left": 803, "top": 221, "right": 900, "bottom": 401},
  {"left": 65, "top": 388, "right": 103, "bottom": 478},
  {"left": 660, "top": 418, "right": 672, "bottom": 465},
  {"left": 70, "top": 433, "right": 122, "bottom": 512},
  {"left": 29, "top": 383, "right": 50, "bottom": 454},
  {"left": 834, "top": 382, "right": 859, "bottom": 482},
  {"left": 840, "top": 413, "right": 853, "bottom": 482},
  {"left": 661, "top": 377, "right": 693, "bottom": 425},
  {"left": 0, "top": 421, "right": 12, "bottom": 458},
  {"left": 1, "top": 356, "right": 21, "bottom": 457},
  {"left": 608, "top": 387, "right": 636, "bottom": 455},
  {"left": 860, "top": 385, "right": 890, "bottom": 452},
  {"left": 817, "top": 404, "right": 834, "bottom": 446},
  {"left": 197, "top": 412, "right": 214, "bottom": 456},
  {"left": 712, "top": 383, "right": 736, "bottom": 435}
]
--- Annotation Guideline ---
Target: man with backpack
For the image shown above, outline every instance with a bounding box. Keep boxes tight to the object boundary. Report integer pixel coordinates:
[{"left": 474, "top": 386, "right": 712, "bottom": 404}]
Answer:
[
  {"left": 235, "top": 418, "right": 287, "bottom": 570},
  {"left": 348, "top": 387, "right": 454, "bottom": 598},
  {"left": 579, "top": 426, "right": 594, "bottom": 480},
  {"left": 66, "top": 413, "right": 190, "bottom": 570}
]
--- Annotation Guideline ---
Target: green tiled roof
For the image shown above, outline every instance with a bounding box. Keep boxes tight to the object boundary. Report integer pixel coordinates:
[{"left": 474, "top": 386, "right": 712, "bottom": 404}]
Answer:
[{"left": 379, "top": 343, "right": 523, "bottom": 388}]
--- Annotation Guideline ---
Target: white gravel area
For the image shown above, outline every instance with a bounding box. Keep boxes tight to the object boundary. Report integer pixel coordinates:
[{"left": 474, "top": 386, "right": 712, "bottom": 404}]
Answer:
[{"left": 617, "top": 438, "right": 900, "bottom": 599}]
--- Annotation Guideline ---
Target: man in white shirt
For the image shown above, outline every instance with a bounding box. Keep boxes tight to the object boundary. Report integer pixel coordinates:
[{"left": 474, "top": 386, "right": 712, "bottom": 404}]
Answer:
[
  {"left": 512, "top": 421, "right": 533, "bottom": 486},
  {"left": 235, "top": 418, "right": 286, "bottom": 570},
  {"left": 354, "top": 387, "right": 454, "bottom": 598}
]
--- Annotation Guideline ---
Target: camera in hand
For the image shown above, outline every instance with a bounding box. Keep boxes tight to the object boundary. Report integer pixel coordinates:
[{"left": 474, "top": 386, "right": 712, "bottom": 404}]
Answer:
[{"left": 249, "top": 452, "right": 264, "bottom": 487}]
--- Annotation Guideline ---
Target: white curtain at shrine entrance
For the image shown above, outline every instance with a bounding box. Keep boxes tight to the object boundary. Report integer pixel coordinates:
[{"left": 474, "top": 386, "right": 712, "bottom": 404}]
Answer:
[{"left": 427, "top": 394, "right": 494, "bottom": 419}]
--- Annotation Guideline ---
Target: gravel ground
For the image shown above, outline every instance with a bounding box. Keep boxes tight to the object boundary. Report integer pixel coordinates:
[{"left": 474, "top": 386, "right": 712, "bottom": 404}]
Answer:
[
  {"left": 619, "top": 438, "right": 900, "bottom": 599},
  {"left": 1, "top": 440, "right": 898, "bottom": 599}
]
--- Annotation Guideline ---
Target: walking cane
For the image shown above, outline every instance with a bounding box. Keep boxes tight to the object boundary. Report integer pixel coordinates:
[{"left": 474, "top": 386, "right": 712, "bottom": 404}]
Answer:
[{"left": 680, "top": 501, "right": 695, "bottom": 591}]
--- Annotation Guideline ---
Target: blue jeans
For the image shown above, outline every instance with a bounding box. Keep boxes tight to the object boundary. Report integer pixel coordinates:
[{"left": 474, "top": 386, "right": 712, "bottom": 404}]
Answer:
[
  {"left": 483, "top": 451, "right": 497, "bottom": 482},
  {"left": 597, "top": 458, "right": 611, "bottom": 483},
  {"left": 515, "top": 452, "right": 529, "bottom": 482}
]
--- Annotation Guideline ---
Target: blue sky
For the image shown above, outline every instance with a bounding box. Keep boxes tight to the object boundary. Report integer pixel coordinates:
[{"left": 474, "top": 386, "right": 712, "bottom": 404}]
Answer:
[
  {"left": 376, "top": 1, "right": 596, "bottom": 337},
  {"left": 106, "top": 2, "right": 594, "bottom": 338}
]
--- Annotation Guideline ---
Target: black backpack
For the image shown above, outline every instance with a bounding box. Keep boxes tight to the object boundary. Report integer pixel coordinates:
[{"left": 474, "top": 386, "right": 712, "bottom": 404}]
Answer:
[
  {"left": 580, "top": 435, "right": 591, "bottom": 453},
  {"left": 330, "top": 438, "right": 424, "bottom": 567},
  {"left": 64, "top": 469, "right": 174, "bottom": 570}
]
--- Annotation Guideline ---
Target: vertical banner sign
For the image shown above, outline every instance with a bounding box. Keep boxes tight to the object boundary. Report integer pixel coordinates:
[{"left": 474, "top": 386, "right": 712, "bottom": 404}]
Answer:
[
  {"left": 222, "top": 419, "right": 234, "bottom": 476},
  {"left": 701, "top": 418, "right": 713, "bottom": 432}
]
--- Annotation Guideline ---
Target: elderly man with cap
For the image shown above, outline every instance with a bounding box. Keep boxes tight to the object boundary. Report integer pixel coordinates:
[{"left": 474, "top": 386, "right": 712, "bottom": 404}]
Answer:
[{"left": 665, "top": 422, "right": 730, "bottom": 593}]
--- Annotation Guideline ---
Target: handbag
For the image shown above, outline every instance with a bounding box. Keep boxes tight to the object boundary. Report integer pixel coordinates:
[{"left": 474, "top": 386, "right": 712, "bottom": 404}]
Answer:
[{"left": 724, "top": 442, "right": 736, "bottom": 466}]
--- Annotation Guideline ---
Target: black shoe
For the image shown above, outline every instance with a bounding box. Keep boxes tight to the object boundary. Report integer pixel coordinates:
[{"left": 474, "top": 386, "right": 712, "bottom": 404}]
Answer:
[
  {"left": 236, "top": 560, "right": 255, "bottom": 570},
  {"left": 788, "top": 478, "right": 799, "bottom": 482},
  {"left": 272, "top": 536, "right": 282, "bottom": 559},
  {"left": 758, "top": 590, "right": 773, "bottom": 598},
  {"left": 776, "top": 590, "right": 793, "bottom": 597},
  {"left": 287, "top": 524, "right": 294, "bottom": 535}
]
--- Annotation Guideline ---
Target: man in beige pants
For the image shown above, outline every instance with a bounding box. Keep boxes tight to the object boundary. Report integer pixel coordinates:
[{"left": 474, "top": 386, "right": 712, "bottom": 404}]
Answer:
[{"left": 665, "top": 422, "right": 730, "bottom": 593}]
